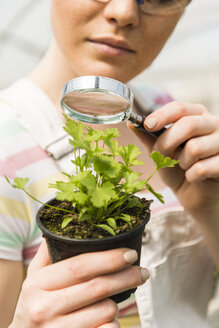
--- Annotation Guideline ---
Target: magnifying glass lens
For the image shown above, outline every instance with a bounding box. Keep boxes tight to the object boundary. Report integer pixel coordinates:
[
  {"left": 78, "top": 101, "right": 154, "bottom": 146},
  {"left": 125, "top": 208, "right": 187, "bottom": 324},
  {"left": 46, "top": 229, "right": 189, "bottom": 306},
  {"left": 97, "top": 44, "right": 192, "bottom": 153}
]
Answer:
[
  {"left": 62, "top": 91, "right": 130, "bottom": 116},
  {"left": 60, "top": 76, "right": 166, "bottom": 139},
  {"left": 61, "top": 77, "right": 133, "bottom": 124}
]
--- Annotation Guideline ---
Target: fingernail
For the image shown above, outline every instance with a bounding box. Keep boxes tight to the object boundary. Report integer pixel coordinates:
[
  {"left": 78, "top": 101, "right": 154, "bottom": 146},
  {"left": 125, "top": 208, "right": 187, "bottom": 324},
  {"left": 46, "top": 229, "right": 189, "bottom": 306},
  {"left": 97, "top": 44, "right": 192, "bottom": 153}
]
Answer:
[
  {"left": 124, "top": 250, "right": 138, "bottom": 264},
  {"left": 141, "top": 268, "right": 150, "bottom": 282},
  {"left": 144, "top": 117, "right": 158, "bottom": 129}
]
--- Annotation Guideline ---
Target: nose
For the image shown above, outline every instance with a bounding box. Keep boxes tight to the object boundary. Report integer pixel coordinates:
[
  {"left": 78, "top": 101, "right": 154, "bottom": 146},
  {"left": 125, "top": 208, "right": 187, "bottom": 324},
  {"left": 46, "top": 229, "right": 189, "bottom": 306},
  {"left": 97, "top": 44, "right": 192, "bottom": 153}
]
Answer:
[{"left": 103, "top": 0, "right": 140, "bottom": 28}]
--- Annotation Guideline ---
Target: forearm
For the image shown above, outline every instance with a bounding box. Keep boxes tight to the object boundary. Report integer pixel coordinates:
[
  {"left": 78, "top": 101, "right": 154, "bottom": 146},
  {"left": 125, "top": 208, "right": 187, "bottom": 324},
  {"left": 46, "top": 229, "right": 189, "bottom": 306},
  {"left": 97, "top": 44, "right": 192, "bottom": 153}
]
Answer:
[{"left": 0, "top": 260, "right": 23, "bottom": 328}]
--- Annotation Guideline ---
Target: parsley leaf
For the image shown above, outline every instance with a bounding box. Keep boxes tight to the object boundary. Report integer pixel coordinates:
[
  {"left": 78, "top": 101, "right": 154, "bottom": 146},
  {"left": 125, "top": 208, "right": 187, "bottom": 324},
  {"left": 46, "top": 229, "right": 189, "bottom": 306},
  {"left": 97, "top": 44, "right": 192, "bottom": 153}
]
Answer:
[{"left": 150, "top": 151, "right": 179, "bottom": 169}]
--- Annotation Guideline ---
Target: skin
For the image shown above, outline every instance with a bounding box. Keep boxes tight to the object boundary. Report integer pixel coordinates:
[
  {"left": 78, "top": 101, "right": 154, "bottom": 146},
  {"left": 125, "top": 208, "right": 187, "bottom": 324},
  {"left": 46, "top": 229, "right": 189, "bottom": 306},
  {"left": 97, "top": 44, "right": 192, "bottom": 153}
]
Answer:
[
  {"left": 3, "top": 0, "right": 219, "bottom": 327},
  {"left": 30, "top": 0, "right": 182, "bottom": 106},
  {"left": 50, "top": 0, "right": 181, "bottom": 82},
  {"left": 0, "top": 260, "right": 23, "bottom": 327}
]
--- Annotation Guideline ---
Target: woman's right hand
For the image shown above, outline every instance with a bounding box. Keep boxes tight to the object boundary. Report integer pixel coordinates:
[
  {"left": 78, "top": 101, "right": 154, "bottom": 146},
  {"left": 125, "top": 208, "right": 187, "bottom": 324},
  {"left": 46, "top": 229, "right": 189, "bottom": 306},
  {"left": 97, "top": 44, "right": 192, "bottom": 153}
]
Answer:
[{"left": 9, "top": 240, "right": 149, "bottom": 328}]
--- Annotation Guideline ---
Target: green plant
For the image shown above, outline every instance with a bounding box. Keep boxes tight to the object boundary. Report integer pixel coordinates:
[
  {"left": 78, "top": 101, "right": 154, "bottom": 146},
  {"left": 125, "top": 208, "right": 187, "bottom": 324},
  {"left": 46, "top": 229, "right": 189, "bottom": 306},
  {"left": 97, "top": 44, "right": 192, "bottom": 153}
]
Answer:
[{"left": 6, "top": 116, "right": 179, "bottom": 236}]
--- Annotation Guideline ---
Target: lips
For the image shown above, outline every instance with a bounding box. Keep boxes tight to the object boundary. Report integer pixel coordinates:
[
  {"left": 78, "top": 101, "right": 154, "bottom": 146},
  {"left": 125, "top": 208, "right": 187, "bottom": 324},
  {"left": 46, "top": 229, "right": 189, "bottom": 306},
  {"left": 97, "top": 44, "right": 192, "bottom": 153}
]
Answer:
[{"left": 87, "top": 37, "right": 135, "bottom": 56}]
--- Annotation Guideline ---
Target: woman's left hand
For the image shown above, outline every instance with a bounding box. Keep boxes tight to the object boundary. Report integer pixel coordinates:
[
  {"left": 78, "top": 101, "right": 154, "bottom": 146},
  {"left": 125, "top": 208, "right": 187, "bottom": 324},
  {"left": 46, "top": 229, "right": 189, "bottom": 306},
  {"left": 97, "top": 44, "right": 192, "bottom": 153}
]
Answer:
[{"left": 129, "top": 101, "right": 219, "bottom": 222}]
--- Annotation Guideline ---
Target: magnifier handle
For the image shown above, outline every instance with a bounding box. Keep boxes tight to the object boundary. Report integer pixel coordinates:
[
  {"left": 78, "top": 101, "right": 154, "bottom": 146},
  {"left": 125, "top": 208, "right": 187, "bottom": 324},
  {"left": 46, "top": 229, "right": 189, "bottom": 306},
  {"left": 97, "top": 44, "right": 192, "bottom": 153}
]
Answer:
[
  {"left": 129, "top": 112, "right": 185, "bottom": 148},
  {"left": 129, "top": 112, "right": 166, "bottom": 138}
]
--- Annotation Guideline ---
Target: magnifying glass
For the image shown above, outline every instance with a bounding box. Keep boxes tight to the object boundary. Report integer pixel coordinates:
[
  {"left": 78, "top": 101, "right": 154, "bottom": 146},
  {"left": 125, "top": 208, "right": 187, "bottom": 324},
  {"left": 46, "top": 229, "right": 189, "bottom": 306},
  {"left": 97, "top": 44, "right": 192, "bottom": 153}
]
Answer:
[{"left": 60, "top": 76, "right": 166, "bottom": 138}]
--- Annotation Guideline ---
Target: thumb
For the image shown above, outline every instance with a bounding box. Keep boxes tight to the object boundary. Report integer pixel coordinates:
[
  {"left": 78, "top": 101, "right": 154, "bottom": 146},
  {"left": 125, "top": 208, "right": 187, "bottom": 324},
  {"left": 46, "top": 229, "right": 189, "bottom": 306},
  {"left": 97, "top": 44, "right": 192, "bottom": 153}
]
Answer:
[{"left": 27, "top": 239, "right": 50, "bottom": 276}]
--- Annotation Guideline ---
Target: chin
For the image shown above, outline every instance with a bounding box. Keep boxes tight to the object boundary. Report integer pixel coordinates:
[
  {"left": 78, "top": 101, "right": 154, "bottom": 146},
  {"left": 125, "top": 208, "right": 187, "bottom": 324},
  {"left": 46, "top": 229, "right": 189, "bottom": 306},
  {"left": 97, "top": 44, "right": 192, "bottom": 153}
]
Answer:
[{"left": 77, "top": 63, "right": 136, "bottom": 83}]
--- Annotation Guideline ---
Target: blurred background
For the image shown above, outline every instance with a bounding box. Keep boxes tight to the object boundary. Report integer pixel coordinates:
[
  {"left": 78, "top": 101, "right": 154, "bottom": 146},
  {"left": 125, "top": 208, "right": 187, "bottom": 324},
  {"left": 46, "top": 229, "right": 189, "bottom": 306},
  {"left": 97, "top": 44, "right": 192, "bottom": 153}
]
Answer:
[{"left": 0, "top": 0, "right": 218, "bottom": 325}]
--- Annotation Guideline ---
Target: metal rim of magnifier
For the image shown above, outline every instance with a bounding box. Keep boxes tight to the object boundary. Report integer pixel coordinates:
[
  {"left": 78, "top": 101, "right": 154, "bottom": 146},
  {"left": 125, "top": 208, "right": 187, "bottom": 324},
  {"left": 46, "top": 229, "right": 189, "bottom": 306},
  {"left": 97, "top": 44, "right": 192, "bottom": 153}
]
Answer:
[{"left": 60, "top": 76, "right": 134, "bottom": 124}]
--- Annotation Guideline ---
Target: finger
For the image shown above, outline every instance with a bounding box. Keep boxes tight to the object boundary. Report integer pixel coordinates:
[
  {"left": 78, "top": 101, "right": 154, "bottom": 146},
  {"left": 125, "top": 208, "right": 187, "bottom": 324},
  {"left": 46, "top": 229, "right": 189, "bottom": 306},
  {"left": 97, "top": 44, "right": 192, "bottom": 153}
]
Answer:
[
  {"left": 153, "top": 114, "right": 215, "bottom": 154},
  {"left": 49, "top": 266, "right": 149, "bottom": 314},
  {"left": 67, "top": 299, "right": 119, "bottom": 328},
  {"left": 185, "top": 154, "right": 219, "bottom": 183},
  {"left": 27, "top": 239, "right": 50, "bottom": 276},
  {"left": 179, "top": 132, "right": 219, "bottom": 170},
  {"left": 27, "top": 298, "right": 119, "bottom": 328},
  {"left": 71, "top": 299, "right": 118, "bottom": 328},
  {"left": 35, "top": 248, "right": 139, "bottom": 290},
  {"left": 98, "top": 320, "right": 120, "bottom": 328},
  {"left": 144, "top": 101, "right": 207, "bottom": 132}
]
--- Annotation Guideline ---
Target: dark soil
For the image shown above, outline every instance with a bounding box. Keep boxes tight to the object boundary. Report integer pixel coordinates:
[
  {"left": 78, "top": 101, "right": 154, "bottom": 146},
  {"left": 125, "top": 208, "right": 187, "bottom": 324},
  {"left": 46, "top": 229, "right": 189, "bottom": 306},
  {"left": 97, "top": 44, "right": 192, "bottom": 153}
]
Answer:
[{"left": 38, "top": 196, "right": 152, "bottom": 239}]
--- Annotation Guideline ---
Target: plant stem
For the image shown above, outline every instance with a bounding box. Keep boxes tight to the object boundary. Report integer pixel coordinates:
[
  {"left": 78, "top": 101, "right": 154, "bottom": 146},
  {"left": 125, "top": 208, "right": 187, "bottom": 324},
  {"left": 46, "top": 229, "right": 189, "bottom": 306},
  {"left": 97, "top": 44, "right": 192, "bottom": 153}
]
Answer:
[
  {"left": 74, "top": 145, "right": 78, "bottom": 174},
  {"left": 23, "top": 189, "right": 75, "bottom": 215},
  {"left": 103, "top": 193, "right": 130, "bottom": 218},
  {"left": 112, "top": 193, "right": 134, "bottom": 216},
  {"left": 145, "top": 168, "right": 158, "bottom": 183},
  {"left": 96, "top": 207, "right": 103, "bottom": 221}
]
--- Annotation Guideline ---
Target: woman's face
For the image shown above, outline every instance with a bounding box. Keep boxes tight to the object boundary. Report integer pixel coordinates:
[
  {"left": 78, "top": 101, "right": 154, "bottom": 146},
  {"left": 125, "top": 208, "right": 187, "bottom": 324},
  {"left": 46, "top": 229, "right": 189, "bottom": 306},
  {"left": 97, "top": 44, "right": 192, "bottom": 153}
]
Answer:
[{"left": 51, "top": 0, "right": 182, "bottom": 83}]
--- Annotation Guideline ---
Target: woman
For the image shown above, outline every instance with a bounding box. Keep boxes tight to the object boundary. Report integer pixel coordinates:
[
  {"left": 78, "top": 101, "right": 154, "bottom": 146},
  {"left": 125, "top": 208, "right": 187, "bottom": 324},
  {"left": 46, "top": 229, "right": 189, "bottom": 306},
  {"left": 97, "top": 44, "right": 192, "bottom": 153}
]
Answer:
[{"left": 0, "top": 0, "right": 219, "bottom": 327}]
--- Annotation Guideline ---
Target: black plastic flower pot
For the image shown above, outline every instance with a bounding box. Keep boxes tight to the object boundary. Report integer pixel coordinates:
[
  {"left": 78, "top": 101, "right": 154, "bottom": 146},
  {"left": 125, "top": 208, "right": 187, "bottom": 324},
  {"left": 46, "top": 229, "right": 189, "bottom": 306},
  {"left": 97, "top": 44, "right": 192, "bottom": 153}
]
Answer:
[{"left": 36, "top": 199, "right": 150, "bottom": 303}]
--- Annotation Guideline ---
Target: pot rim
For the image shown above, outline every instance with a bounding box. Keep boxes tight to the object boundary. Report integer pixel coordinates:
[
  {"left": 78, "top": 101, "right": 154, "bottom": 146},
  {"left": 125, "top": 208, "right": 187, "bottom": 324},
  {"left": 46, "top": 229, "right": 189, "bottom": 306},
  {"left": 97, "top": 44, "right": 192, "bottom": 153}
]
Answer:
[{"left": 36, "top": 198, "right": 150, "bottom": 244}]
